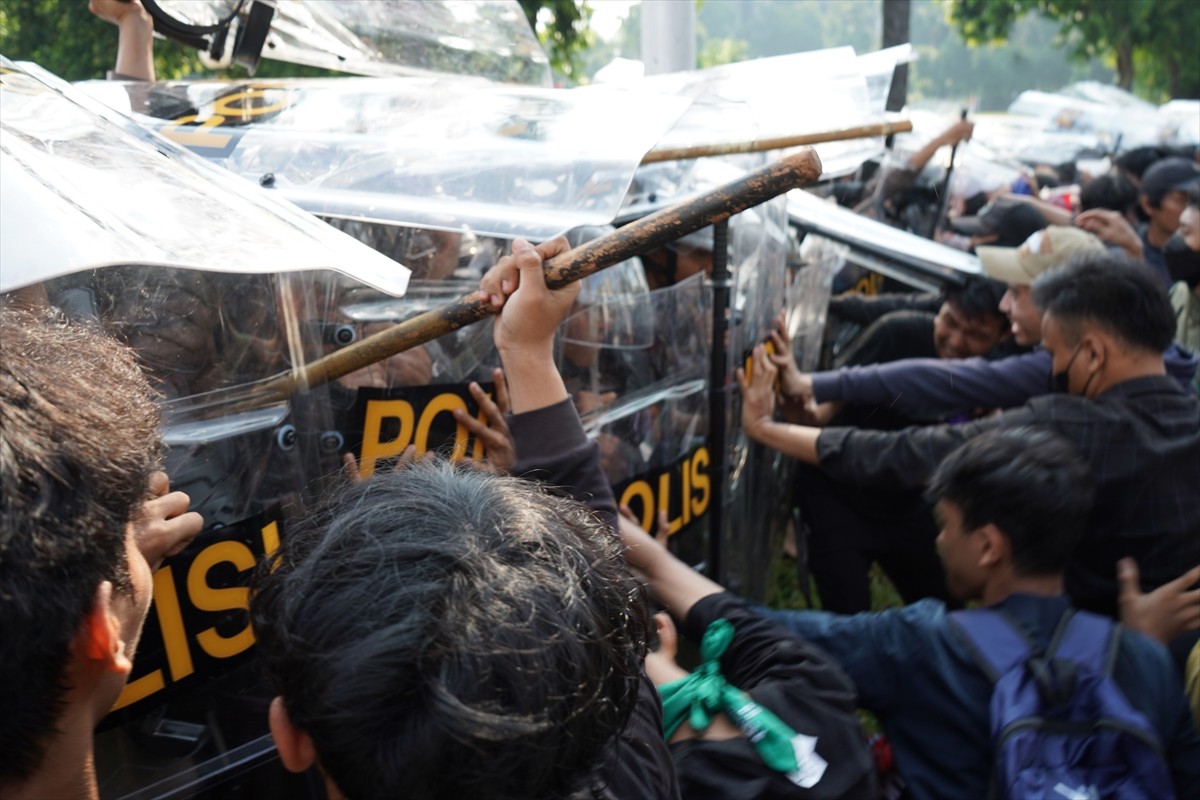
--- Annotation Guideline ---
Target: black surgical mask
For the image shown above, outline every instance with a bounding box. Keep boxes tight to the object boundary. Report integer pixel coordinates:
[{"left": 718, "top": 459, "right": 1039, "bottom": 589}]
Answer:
[
  {"left": 1164, "top": 234, "right": 1200, "bottom": 289},
  {"left": 1048, "top": 344, "right": 1084, "bottom": 394}
]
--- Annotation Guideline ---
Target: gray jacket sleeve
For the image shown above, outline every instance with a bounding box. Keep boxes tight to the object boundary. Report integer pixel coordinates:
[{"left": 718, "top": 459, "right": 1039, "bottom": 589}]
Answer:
[
  {"left": 509, "top": 398, "right": 617, "bottom": 532},
  {"left": 811, "top": 349, "right": 1052, "bottom": 413}
]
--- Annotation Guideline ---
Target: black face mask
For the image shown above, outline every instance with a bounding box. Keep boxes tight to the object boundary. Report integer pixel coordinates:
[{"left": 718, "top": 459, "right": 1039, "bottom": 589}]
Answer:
[
  {"left": 1048, "top": 344, "right": 1084, "bottom": 394},
  {"left": 1164, "top": 234, "right": 1200, "bottom": 288}
]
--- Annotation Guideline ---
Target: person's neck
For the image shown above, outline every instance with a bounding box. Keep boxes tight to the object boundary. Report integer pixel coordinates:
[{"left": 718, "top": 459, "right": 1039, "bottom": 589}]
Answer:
[
  {"left": 981, "top": 571, "right": 1064, "bottom": 607},
  {"left": 5, "top": 704, "right": 99, "bottom": 800},
  {"left": 1089, "top": 356, "right": 1167, "bottom": 396},
  {"left": 1146, "top": 221, "right": 1172, "bottom": 248}
]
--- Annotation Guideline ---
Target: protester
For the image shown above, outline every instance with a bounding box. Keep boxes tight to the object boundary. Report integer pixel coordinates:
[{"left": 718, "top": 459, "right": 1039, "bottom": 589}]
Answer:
[
  {"left": 1079, "top": 172, "right": 1140, "bottom": 222},
  {"left": 1136, "top": 157, "right": 1200, "bottom": 287},
  {"left": 776, "top": 227, "right": 1197, "bottom": 421},
  {"left": 630, "top": 427, "right": 1200, "bottom": 799},
  {"left": 248, "top": 238, "right": 679, "bottom": 800},
  {"left": 826, "top": 276, "right": 1011, "bottom": 368},
  {"left": 743, "top": 253, "right": 1200, "bottom": 629},
  {"left": 1168, "top": 190, "right": 1200, "bottom": 393},
  {"left": 0, "top": 307, "right": 202, "bottom": 800},
  {"left": 772, "top": 276, "right": 1011, "bottom": 614},
  {"left": 618, "top": 514, "right": 877, "bottom": 800},
  {"left": 780, "top": 277, "right": 1010, "bottom": 615},
  {"left": 854, "top": 118, "right": 975, "bottom": 229}
]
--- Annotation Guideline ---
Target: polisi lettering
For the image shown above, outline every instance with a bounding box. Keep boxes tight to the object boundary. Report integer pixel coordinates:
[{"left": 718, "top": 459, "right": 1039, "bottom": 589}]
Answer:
[
  {"left": 357, "top": 389, "right": 492, "bottom": 477},
  {"left": 618, "top": 446, "right": 711, "bottom": 536},
  {"left": 110, "top": 519, "right": 280, "bottom": 713}
]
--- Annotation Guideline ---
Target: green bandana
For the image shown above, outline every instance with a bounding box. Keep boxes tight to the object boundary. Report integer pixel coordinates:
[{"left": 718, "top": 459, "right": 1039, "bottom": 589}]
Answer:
[{"left": 658, "top": 618, "right": 800, "bottom": 773}]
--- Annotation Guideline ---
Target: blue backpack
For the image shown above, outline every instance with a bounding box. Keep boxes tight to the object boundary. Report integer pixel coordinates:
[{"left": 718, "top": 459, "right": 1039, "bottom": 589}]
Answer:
[{"left": 950, "top": 608, "right": 1175, "bottom": 800}]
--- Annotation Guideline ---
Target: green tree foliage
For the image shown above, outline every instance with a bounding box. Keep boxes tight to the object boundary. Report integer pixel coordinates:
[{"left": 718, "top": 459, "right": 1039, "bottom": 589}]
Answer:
[
  {"left": 0, "top": 0, "right": 203, "bottom": 80},
  {"left": 948, "top": 0, "right": 1199, "bottom": 99},
  {"left": 697, "top": 0, "right": 875, "bottom": 60},
  {"left": 685, "top": 0, "right": 1117, "bottom": 111},
  {"left": 518, "top": 0, "right": 594, "bottom": 83},
  {"left": 910, "top": 0, "right": 1113, "bottom": 109}
]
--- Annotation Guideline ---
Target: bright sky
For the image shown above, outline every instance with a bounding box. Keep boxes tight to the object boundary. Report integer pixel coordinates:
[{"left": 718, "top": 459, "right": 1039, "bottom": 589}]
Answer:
[{"left": 590, "top": 0, "right": 638, "bottom": 39}]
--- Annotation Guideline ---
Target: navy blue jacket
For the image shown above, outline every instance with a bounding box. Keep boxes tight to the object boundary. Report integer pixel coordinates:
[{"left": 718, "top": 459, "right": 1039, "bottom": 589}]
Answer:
[
  {"left": 811, "top": 343, "right": 1198, "bottom": 414},
  {"left": 755, "top": 594, "right": 1200, "bottom": 800}
]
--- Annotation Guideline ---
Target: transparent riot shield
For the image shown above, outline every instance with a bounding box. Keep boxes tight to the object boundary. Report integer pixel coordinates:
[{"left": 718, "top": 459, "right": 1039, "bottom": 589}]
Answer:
[
  {"left": 0, "top": 265, "right": 342, "bottom": 798},
  {"left": 564, "top": 271, "right": 713, "bottom": 568},
  {"left": 722, "top": 191, "right": 792, "bottom": 599}
]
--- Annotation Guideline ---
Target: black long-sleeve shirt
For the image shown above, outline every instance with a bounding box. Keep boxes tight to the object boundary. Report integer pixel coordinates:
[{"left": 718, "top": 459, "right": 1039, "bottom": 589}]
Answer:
[{"left": 816, "top": 376, "right": 1200, "bottom": 619}]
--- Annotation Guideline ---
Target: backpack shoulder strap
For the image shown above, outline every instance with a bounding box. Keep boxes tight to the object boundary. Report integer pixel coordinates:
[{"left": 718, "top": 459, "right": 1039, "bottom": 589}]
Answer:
[
  {"left": 1050, "top": 610, "right": 1119, "bottom": 675},
  {"left": 949, "top": 609, "right": 1035, "bottom": 683}
]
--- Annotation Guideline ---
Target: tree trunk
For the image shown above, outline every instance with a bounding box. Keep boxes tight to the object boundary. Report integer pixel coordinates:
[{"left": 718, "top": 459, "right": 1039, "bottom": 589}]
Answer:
[
  {"left": 1115, "top": 43, "right": 1134, "bottom": 91},
  {"left": 882, "top": 0, "right": 911, "bottom": 112}
]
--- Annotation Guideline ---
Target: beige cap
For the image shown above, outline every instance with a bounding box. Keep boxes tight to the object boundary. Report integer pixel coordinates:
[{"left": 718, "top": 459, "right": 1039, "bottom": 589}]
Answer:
[{"left": 977, "top": 226, "right": 1107, "bottom": 286}]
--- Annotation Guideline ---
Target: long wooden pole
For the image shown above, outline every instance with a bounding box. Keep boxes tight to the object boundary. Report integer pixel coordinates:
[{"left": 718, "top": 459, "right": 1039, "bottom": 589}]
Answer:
[
  {"left": 255, "top": 147, "right": 823, "bottom": 404},
  {"left": 640, "top": 119, "right": 912, "bottom": 165}
]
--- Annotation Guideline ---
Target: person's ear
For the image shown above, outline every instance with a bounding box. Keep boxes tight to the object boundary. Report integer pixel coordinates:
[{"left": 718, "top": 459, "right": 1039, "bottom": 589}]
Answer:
[
  {"left": 1080, "top": 333, "right": 1107, "bottom": 375},
  {"left": 977, "top": 523, "right": 1009, "bottom": 569},
  {"left": 269, "top": 696, "right": 318, "bottom": 774},
  {"left": 76, "top": 582, "right": 133, "bottom": 675},
  {"left": 1139, "top": 195, "right": 1155, "bottom": 218},
  {"left": 653, "top": 612, "right": 679, "bottom": 662}
]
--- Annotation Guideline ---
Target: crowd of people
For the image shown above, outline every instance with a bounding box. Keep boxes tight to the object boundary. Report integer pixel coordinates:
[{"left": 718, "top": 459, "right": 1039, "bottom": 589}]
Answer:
[
  {"left": 4, "top": 217, "right": 1200, "bottom": 799},
  {"left": 1, "top": 3, "right": 1199, "bottom": 799}
]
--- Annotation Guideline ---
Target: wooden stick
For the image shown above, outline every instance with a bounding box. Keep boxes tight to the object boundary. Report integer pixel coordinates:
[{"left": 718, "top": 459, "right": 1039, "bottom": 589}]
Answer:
[
  {"left": 256, "top": 147, "right": 823, "bottom": 403},
  {"left": 640, "top": 119, "right": 912, "bottom": 165}
]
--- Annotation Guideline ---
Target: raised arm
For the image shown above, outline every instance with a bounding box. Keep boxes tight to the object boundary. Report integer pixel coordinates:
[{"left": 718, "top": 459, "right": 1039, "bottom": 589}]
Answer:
[
  {"left": 90, "top": 0, "right": 157, "bottom": 82},
  {"left": 485, "top": 237, "right": 575, "bottom": 414},
  {"left": 481, "top": 238, "right": 619, "bottom": 528}
]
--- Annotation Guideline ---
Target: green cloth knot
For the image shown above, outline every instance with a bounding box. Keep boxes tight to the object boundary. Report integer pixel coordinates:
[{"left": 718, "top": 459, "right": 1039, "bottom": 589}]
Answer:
[{"left": 658, "top": 618, "right": 800, "bottom": 773}]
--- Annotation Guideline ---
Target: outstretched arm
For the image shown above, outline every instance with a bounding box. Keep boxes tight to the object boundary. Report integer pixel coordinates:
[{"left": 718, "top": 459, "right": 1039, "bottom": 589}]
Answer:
[
  {"left": 907, "top": 118, "right": 974, "bottom": 175},
  {"left": 619, "top": 513, "right": 724, "bottom": 619},
  {"left": 739, "top": 345, "right": 821, "bottom": 464},
  {"left": 810, "top": 349, "right": 1052, "bottom": 413}
]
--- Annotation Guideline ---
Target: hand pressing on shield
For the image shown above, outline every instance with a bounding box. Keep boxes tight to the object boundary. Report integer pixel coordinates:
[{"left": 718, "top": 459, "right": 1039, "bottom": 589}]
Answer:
[
  {"left": 737, "top": 344, "right": 822, "bottom": 464},
  {"left": 343, "top": 446, "right": 420, "bottom": 483},
  {"left": 737, "top": 344, "right": 778, "bottom": 441},
  {"left": 480, "top": 236, "right": 577, "bottom": 414},
  {"left": 766, "top": 310, "right": 811, "bottom": 403},
  {"left": 766, "top": 311, "right": 839, "bottom": 425},
  {"left": 132, "top": 471, "right": 204, "bottom": 571},
  {"left": 619, "top": 503, "right": 672, "bottom": 547},
  {"left": 452, "top": 368, "right": 517, "bottom": 474}
]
